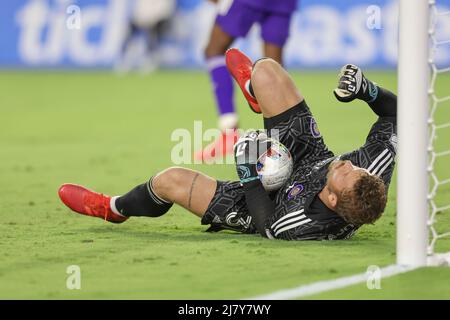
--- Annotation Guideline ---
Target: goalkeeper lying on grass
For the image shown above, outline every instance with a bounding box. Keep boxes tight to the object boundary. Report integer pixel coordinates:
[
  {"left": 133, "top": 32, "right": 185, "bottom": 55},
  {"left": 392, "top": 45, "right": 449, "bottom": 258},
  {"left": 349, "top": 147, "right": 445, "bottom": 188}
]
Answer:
[{"left": 58, "top": 49, "right": 397, "bottom": 240}]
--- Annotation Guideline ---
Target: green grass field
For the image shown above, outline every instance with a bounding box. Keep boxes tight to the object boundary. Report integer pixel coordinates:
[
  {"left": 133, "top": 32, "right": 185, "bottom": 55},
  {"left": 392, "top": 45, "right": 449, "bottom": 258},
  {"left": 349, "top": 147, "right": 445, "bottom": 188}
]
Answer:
[{"left": 0, "top": 70, "right": 449, "bottom": 299}]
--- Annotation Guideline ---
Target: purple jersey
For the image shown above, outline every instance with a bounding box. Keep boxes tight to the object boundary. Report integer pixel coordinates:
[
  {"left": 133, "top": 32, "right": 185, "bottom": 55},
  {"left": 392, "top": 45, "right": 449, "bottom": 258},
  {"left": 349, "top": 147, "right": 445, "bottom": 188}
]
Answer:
[
  {"left": 239, "top": 0, "right": 297, "bottom": 14},
  {"left": 216, "top": 0, "right": 297, "bottom": 47}
]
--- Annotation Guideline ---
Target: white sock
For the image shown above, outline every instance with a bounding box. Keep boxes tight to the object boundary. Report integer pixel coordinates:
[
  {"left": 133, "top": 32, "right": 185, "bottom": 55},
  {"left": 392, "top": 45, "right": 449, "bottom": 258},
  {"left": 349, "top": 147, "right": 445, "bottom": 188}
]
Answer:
[
  {"left": 245, "top": 79, "right": 256, "bottom": 99},
  {"left": 218, "top": 113, "right": 238, "bottom": 131},
  {"left": 110, "top": 196, "right": 126, "bottom": 217}
]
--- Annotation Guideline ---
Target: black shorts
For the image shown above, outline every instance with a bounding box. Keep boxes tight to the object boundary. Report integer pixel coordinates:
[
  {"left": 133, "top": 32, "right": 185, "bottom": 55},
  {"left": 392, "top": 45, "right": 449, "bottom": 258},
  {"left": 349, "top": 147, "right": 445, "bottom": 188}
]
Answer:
[
  {"left": 201, "top": 180, "right": 255, "bottom": 234},
  {"left": 263, "top": 100, "right": 334, "bottom": 168},
  {"left": 201, "top": 101, "right": 333, "bottom": 233}
]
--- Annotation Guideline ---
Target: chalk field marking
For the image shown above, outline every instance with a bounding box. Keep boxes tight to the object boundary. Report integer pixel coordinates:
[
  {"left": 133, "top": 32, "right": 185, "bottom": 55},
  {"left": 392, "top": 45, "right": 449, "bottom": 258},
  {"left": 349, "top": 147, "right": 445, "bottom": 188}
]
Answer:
[{"left": 246, "top": 264, "right": 417, "bottom": 300}]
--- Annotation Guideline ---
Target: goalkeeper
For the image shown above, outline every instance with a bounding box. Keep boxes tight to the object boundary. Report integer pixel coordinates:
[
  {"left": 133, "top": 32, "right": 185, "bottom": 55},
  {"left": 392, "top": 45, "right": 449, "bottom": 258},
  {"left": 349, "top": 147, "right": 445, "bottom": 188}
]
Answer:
[{"left": 58, "top": 49, "right": 397, "bottom": 240}]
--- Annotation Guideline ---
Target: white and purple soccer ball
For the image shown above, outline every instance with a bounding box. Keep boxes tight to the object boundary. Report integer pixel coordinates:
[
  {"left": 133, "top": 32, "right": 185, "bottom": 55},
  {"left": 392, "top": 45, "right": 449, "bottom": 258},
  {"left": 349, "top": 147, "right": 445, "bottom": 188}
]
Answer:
[{"left": 256, "top": 139, "right": 293, "bottom": 192}]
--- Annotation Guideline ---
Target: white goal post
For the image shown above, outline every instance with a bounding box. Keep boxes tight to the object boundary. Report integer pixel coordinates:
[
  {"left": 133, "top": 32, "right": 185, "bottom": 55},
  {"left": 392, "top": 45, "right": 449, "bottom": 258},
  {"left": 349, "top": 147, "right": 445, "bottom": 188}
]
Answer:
[{"left": 397, "top": 0, "right": 450, "bottom": 267}]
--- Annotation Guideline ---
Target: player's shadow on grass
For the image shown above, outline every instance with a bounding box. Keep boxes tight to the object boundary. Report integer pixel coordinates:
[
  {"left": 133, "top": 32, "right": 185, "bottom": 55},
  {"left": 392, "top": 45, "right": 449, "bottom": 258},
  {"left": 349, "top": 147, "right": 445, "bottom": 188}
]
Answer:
[
  {"left": 85, "top": 225, "right": 263, "bottom": 243},
  {"left": 83, "top": 225, "right": 381, "bottom": 249}
]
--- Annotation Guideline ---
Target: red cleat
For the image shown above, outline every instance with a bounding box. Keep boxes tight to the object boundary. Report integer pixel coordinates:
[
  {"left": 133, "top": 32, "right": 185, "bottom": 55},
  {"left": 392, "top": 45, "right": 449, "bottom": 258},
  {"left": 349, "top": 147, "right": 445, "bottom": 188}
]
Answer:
[
  {"left": 225, "top": 48, "right": 261, "bottom": 114},
  {"left": 58, "top": 183, "right": 128, "bottom": 223},
  {"left": 194, "top": 129, "right": 240, "bottom": 162}
]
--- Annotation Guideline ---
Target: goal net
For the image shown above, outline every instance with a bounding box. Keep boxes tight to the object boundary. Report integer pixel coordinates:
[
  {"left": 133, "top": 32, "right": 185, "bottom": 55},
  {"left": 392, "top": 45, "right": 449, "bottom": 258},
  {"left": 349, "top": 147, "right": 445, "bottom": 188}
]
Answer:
[{"left": 397, "top": 0, "right": 450, "bottom": 267}]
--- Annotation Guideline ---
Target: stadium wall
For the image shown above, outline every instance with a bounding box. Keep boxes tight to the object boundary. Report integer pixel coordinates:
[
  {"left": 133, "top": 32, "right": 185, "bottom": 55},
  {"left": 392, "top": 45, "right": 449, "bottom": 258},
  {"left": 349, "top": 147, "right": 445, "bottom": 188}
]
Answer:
[{"left": 0, "top": 0, "right": 449, "bottom": 69}]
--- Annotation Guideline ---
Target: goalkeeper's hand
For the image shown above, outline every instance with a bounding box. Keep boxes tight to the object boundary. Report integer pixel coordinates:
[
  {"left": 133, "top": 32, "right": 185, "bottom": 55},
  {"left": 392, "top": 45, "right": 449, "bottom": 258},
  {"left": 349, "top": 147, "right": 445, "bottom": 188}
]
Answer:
[{"left": 233, "top": 130, "right": 270, "bottom": 184}]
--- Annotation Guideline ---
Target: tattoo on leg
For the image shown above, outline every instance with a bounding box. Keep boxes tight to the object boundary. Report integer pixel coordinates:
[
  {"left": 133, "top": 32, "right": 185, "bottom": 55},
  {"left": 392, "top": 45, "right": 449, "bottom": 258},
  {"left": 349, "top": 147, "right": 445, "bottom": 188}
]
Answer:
[{"left": 187, "top": 173, "right": 200, "bottom": 209}]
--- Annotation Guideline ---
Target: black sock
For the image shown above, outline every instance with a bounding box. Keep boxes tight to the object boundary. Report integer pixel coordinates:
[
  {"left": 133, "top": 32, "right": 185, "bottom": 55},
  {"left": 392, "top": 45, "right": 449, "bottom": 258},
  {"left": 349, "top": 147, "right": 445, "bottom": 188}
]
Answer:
[
  {"left": 248, "top": 57, "right": 270, "bottom": 99},
  {"left": 248, "top": 81, "right": 256, "bottom": 99},
  {"left": 115, "top": 177, "right": 173, "bottom": 217}
]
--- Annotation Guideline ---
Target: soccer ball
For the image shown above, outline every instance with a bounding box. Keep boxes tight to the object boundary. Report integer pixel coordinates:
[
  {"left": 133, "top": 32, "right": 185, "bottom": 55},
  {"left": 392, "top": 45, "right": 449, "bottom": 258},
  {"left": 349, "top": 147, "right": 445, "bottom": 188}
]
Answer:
[{"left": 256, "top": 139, "right": 293, "bottom": 192}]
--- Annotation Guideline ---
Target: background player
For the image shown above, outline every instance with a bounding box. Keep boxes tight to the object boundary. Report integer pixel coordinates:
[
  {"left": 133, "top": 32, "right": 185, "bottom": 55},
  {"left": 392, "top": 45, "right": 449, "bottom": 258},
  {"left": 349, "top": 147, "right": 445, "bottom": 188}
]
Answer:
[
  {"left": 195, "top": 0, "right": 298, "bottom": 161},
  {"left": 58, "top": 49, "right": 397, "bottom": 241},
  {"left": 116, "top": 0, "right": 176, "bottom": 73}
]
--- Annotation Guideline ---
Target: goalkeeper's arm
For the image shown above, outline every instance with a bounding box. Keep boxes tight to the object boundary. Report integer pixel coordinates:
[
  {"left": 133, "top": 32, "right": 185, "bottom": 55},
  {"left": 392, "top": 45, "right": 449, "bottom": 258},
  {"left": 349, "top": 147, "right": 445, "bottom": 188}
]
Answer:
[
  {"left": 242, "top": 180, "right": 275, "bottom": 237},
  {"left": 234, "top": 131, "right": 275, "bottom": 237},
  {"left": 368, "top": 86, "right": 397, "bottom": 119}
]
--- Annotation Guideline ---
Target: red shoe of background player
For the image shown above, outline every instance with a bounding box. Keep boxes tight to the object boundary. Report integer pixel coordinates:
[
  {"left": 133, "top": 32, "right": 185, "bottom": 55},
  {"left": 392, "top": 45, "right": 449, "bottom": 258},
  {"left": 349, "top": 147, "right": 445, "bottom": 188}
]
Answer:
[
  {"left": 58, "top": 183, "right": 128, "bottom": 223},
  {"left": 194, "top": 129, "right": 240, "bottom": 162},
  {"left": 225, "top": 48, "right": 261, "bottom": 114}
]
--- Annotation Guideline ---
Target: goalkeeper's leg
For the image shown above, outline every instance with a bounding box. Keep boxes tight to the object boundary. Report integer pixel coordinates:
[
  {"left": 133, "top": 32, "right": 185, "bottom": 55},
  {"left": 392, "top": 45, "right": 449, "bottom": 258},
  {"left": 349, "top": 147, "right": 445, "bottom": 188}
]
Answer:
[
  {"left": 226, "top": 48, "right": 304, "bottom": 118},
  {"left": 150, "top": 167, "right": 217, "bottom": 217},
  {"left": 58, "top": 167, "right": 218, "bottom": 222},
  {"left": 250, "top": 59, "right": 305, "bottom": 117}
]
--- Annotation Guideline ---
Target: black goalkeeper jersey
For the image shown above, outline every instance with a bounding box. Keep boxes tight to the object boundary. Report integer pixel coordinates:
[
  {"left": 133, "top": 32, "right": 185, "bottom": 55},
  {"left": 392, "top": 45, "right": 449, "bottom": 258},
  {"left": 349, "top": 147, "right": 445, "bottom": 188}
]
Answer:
[
  {"left": 202, "top": 101, "right": 397, "bottom": 241},
  {"left": 266, "top": 115, "right": 397, "bottom": 240}
]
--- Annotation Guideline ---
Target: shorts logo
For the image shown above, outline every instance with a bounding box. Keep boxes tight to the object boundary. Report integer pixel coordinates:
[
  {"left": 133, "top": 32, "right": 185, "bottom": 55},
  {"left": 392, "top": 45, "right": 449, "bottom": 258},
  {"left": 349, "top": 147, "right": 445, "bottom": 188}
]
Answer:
[
  {"left": 225, "top": 212, "right": 252, "bottom": 229},
  {"left": 287, "top": 183, "right": 304, "bottom": 200},
  {"left": 212, "top": 215, "right": 222, "bottom": 224},
  {"left": 310, "top": 118, "right": 321, "bottom": 138}
]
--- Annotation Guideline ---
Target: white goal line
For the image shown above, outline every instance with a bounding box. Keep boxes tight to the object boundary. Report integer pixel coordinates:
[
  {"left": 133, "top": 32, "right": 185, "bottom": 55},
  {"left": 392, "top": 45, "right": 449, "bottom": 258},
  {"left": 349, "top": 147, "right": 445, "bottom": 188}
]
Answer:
[{"left": 245, "top": 264, "right": 417, "bottom": 300}]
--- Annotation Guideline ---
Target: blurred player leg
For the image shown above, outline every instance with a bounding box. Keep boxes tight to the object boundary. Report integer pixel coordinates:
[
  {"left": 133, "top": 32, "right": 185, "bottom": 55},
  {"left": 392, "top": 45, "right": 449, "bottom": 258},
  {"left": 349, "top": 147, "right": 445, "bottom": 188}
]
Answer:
[
  {"left": 205, "top": 24, "right": 236, "bottom": 129},
  {"left": 116, "top": 0, "right": 175, "bottom": 73},
  {"left": 116, "top": 22, "right": 141, "bottom": 73},
  {"left": 255, "top": 9, "right": 297, "bottom": 116},
  {"left": 263, "top": 43, "right": 283, "bottom": 65},
  {"left": 195, "top": 0, "right": 261, "bottom": 161},
  {"left": 225, "top": 7, "right": 294, "bottom": 117},
  {"left": 261, "top": 9, "right": 293, "bottom": 65},
  {"left": 195, "top": 23, "right": 238, "bottom": 161}
]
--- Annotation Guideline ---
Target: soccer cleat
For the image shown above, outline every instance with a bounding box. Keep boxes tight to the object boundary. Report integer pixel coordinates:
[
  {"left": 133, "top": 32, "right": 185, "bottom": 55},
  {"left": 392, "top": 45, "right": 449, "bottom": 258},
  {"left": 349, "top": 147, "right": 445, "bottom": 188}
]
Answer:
[
  {"left": 225, "top": 48, "right": 261, "bottom": 114},
  {"left": 194, "top": 129, "right": 240, "bottom": 162},
  {"left": 333, "top": 64, "right": 370, "bottom": 103},
  {"left": 58, "top": 183, "right": 128, "bottom": 223}
]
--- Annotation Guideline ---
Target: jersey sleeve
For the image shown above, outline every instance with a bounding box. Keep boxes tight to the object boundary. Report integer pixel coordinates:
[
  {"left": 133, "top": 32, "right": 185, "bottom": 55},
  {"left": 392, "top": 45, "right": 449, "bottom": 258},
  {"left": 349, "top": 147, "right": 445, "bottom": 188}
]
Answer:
[
  {"left": 282, "top": 218, "right": 358, "bottom": 240},
  {"left": 340, "top": 117, "right": 397, "bottom": 186}
]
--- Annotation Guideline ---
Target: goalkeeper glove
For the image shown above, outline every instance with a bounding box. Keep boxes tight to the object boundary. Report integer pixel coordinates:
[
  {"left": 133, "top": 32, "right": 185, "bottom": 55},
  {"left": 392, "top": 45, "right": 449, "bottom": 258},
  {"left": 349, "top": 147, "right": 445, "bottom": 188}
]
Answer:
[{"left": 234, "top": 130, "right": 270, "bottom": 184}]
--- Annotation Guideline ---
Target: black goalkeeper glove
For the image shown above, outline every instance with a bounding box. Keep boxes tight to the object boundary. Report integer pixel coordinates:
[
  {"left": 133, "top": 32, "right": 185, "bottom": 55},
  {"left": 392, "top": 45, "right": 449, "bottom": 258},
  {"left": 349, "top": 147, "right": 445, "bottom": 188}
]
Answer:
[{"left": 234, "top": 130, "right": 271, "bottom": 184}]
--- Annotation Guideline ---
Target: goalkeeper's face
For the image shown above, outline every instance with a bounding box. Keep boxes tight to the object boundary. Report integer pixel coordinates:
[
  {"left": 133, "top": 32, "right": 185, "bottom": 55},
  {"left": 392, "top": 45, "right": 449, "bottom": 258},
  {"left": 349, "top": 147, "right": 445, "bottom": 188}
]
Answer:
[
  {"left": 326, "top": 160, "right": 368, "bottom": 198},
  {"left": 325, "top": 159, "right": 387, "bottom": 225}
]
